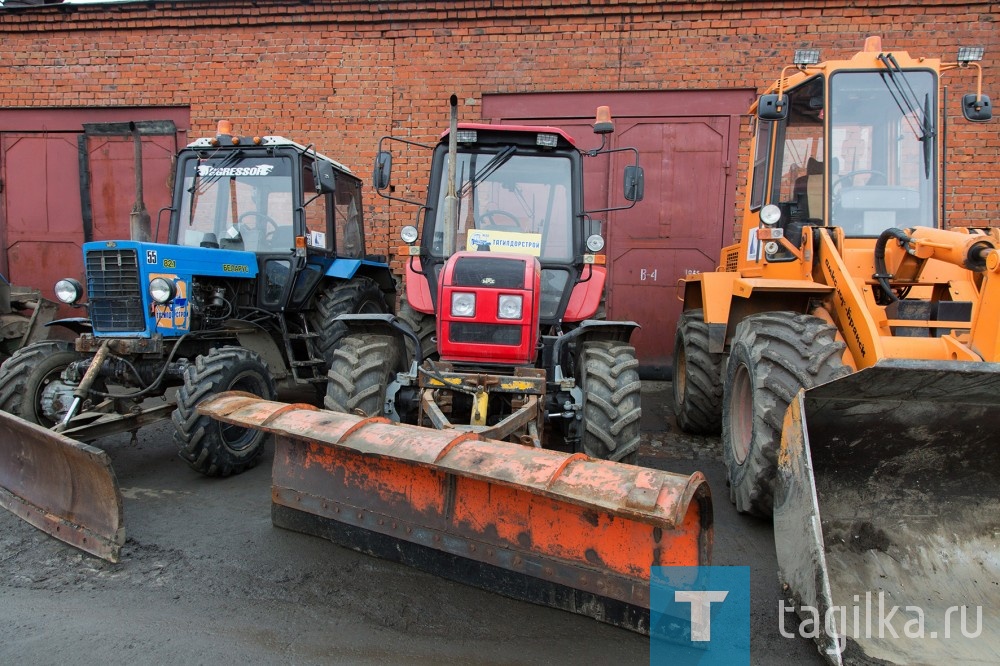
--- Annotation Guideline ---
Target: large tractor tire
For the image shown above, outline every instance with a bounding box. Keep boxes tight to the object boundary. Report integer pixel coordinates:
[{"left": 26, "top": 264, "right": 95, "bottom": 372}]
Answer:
[
  {"left": 672, "top": 309, "right": 724, "bottom": 435},
  {"left": 324, "top": 333, "right": 404, "bottom": 417},
  {"left": 396, "top": 294, "right": 437, "bottom": 362},
  {"left": 0, "top": 340, "right": 83, "bottom": 427},
  {"left": 309, "top": 277, "right": 389, "bottom": 367},
  {"left": 577, "top": 340, "right": 642, "bottom": 465},
  {"left": 721, "top": 312, "right": 850, "bottom": 516},
  {"left": 172, "top": 346, "right": 277, "bottom": 477}
]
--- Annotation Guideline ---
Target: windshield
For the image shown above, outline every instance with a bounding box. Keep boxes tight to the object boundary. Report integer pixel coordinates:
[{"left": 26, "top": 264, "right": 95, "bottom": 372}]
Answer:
[
  {"left": 176, "top": 154, "right": 295, "bottom": 253},
  {"left": 828, "top": 69, "right": 937, "bottom": 235},
  {"left": 430, "top": 151, "right": 573, "bottom": 262}
]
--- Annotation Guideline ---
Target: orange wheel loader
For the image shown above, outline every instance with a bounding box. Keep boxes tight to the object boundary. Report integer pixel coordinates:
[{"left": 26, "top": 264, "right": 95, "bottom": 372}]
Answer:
[
  {"left": 200, "top": 98, "right": 713, "bottom": 633},
  {"left": 674, "top": 37, "right": 999, "bottom": 664}
]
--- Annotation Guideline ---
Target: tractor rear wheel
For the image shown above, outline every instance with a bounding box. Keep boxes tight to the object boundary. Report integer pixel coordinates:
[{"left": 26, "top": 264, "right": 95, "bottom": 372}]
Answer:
[
  {"left": 324, "top": 333, "right": 404, "bottom": 418},
  {"left": 673, "top": 309, "right": 724, "bottom": 434},
  {"left": 172, "top": 346, "right": 277, "bottom": 477},
  {"left": 721, "top": 312, "right": 850, "bottom": 516},
  {"left": 0, "top": 341, "right": 82, "bottom": 427},
  {"left": 309, "top": 277, "right": 389, "bottom": 368},
  {"left": 577, "top": 340, "right": 642, "bottom": 464}
]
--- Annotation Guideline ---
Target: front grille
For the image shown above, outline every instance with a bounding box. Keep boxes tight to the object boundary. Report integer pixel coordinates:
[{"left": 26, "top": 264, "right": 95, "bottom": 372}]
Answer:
[
  {"left": 86, "top": 249, "right": 145, "bottom": 332},
  {"left": 450, "top": 322, "right": 522, "bottom": 346},
  {"left": 452, "top": 257, "right": 525, "bottom": 289},
  {"left": 724, "top": 247, "right": 739, "bottom": 272}
]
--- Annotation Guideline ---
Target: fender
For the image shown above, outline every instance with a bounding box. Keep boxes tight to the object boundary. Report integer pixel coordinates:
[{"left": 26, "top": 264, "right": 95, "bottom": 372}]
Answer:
[{"left": 564, "top": 266, "right": 606, "bottom": 321}]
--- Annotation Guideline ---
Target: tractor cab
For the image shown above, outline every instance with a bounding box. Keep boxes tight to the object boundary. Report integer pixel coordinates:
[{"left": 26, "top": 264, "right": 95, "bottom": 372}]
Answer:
[{"left": 170, "top": 121, "right": 368, "bottom": 311}]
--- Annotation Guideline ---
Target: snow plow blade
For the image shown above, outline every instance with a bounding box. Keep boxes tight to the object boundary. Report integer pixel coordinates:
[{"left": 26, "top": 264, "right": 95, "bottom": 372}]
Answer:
[
  {"left": 199, "top": 393, "right": 713, "bottom": 632},
  {"left": 0, "top": 410, "right": 124, "bottom": 562},
  {"left": 774, "top": 360, "right": 1000, "bottom": 665}
]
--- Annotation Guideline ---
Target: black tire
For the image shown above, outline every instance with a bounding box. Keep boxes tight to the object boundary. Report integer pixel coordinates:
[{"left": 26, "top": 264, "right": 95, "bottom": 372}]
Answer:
[
  {"left": 577, "top": 340, "right": 642, "bottom": 464},
  {"left": 309, "top": 277, "right": 389, "bottom": 368},
  {"left": 172, "top": 347, "right": 277, "bottom": 477},
  {"left": 672, "top": 309, "right": 724, "bottom": 435},
  {"left": 0, "top": 340, "right": 82, "bottom": 427},
  {"left": 396, "top": 294, "right": 437, "bottom": 362},
  {"left": 721, "top": 312, "right": 850, "bottom": 516},
  {"left": 324, "top": 333, "right": 404, "bottom": 417}
]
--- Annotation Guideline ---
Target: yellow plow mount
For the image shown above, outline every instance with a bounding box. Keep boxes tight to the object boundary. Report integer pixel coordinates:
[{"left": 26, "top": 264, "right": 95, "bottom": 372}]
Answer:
[{"left": 200, "top": 392, "right": 713, "bottom": 632}]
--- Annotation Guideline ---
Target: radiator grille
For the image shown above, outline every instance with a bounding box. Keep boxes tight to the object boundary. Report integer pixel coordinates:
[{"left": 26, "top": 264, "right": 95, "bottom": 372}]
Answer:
[
  {"left": 452, "top": 257, "right": 525, "bottom": 289},
  {"left": 86, "top": 249, "right": 145, "bottom": 332},
  {"left": 449, "top": 322, "right": 522, "bottom": 346},
  {"left": 724, "top": 247, "right": 739, "bottom": 272}
]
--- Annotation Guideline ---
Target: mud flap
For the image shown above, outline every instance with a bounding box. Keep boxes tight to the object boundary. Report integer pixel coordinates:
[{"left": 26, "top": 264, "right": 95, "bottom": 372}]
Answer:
[
  {"left": 774, "top": 360, "right": 1000, "bottom": 665},
  {"left": 200, "top": 393, "right": 713, "bottom": 633},
  {"left": 0, "top": 411, "right": 124, "bottom": 562}
]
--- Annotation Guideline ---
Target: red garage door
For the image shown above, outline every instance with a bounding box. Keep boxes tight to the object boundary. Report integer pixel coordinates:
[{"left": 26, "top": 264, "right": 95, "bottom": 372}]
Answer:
[
  {"left": 0, "top": 108, "right": 188, "bottom": 314},
  {"left": 484, "top": 90, "right": 754, "bottom": 376}
]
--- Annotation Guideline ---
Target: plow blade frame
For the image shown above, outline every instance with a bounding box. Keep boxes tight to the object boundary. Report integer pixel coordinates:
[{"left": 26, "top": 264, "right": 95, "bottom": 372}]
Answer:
[
  {"left": 0, "top": 411, "right": 124, "bottom": 562},
  {"left": 774, "top": 360, "right": 1000, "bottom": 665},
  {"left": 200, "top": 393, "right": 713, "bottom": 633}
]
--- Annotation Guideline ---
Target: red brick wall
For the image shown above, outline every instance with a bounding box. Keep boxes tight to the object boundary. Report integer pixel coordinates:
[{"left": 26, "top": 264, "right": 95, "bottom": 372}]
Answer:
[{"left": 1, "top": 0, "right": 997, "bottom": 258}]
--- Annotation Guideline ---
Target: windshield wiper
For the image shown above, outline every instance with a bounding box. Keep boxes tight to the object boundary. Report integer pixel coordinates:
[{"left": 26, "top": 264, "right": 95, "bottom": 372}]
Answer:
[
  {"left": 878, "top": 53, "right": 934, "bottom": 177},
  {"left": 459, "top": 145, "right": 517, "bottom": 197}
]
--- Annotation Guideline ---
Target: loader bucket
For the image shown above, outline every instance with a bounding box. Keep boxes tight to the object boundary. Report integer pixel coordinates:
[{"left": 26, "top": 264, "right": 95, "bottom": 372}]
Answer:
[
  {"left": 0, "top": 411, "right": 124, "bottom": 562},
  {"left": 774, "top": 359, "right": 1000, "bottom": 665},
  {"left": 199, "top": 393, "right": 712, "bottom": 633}
]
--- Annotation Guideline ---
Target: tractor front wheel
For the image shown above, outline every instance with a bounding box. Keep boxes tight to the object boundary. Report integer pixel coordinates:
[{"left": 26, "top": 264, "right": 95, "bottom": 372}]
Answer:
[
  {"left": 721, "top": 312, "right": 850, "bottom": 516},
  {"left": 0, "top": 341, "right": 83, "bottom": 427},
  {"left": 324, "top": 333, "right": 404, "bottom": 418},
  {"left": 577, "top": 340, "right": 642, "bottom": 464},
  {"left": 172, "top": 346, "right": 277, "bottom": 477}
]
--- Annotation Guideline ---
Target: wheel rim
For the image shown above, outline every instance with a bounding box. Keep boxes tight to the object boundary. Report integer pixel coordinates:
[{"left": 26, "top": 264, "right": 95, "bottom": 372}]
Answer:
[
  {"left": 218, "top": 371, "right": 269, "bottom": 451},
  {"left": 729, "top": 363, "right": 754, "bottom": 465},
  {"left": 673, "top": 345, "right": 687, "bottom": 408},
  {"left": 34, "top": 364, "right": 72, "bottom": 428}
]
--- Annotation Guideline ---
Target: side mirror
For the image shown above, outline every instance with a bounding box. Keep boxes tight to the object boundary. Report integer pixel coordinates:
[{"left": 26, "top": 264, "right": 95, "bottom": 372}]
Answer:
[
  {"left": 373, "top": 151, "right": 392, "bottom": 191},
  {"left": 314, "top": 160, "right": 336, "bottom": 195},
  {"left": 758, "top": 93, "right": 789, "bottom": 121},
  {"left": 962, "top": 93, "right": 993, "bottom": 122},
  {"left": 624, "top": 165, "right": 644, "bottom": 202}
]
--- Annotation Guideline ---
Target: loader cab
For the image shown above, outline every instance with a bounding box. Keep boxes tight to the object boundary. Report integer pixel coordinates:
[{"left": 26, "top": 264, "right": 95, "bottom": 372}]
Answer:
[
  {"left": 169, "top": 130, "right": 364, "bottom": 311},
  {"left": 755, "top": 58, "right": 941, "bottom": 245}
]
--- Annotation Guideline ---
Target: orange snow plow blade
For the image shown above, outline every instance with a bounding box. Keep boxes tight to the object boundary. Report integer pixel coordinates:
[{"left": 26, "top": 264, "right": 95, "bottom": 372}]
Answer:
[
  {"left": 200, "top": 392, "right": 713, "bottom": 632},
  {"left": 0, "top": 411, "right": 124, "bottom": 562}
]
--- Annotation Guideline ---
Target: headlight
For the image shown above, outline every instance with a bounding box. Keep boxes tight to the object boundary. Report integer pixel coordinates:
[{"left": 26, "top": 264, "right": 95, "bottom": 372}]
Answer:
[
  {"left": 760, "top": 204, "right": 782, "bottom": 226},
  {"left": 450, "top": 292, "right": 476, "bottom": 318},
  {"left": 400, "top": 225, "right": 418, "bottom": 244},
  {"left": 54, "top": 278, "right": 83, "bottom": 304},
  {"left": 149, "top": 277, "right": 176, "bottom": 304},
  {"left": 586, "top": 234, "right": 605, "bottom": 252},
  {"left": 497, "top": 294, "right": 523, "bottom": 320}
]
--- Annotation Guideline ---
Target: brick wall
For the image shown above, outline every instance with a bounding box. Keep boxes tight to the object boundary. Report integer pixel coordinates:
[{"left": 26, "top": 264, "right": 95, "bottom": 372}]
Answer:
[{"left": 1, "top": 0, "right": 997, "bottom": 258}]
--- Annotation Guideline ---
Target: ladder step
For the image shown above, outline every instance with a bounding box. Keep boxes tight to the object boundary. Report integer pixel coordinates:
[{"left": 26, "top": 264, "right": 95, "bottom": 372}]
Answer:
[{"left": 290, "top": 360, "right": 325, "bottom": 367}]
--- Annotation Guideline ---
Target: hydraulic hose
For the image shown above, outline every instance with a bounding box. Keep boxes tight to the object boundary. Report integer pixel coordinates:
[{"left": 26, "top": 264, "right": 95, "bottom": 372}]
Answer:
[{"left": 873, "top": 227, "right": 913, "bottom": 303}]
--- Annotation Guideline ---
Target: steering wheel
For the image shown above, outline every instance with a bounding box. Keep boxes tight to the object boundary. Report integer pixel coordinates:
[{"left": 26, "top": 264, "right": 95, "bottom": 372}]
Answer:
[
  {"left": 832, "top": 170, "right": 888, "bottom": 196},
  {"left": 237, "top": 211, "right": 280, "bottom": 245},
  {"left": 477, "top": 210, "right": 521, "bottom": 230}
]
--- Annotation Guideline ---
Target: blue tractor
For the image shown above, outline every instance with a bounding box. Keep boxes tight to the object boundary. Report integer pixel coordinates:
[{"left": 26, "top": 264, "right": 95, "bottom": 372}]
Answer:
[{"left": 0, "top": 121, "right": 395, "bottom": 478}]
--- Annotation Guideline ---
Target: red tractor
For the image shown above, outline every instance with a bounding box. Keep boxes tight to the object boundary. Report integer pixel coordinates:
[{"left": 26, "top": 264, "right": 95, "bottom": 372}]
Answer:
[{"left": 326, "top": 97, "right": 646, "bottom": 463}]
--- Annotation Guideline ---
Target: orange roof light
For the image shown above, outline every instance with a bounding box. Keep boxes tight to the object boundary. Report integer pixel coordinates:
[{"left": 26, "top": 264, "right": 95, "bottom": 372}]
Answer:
[
  {"left": 216, "top": 119, "right": 233, "bottom": 136},
  {"left": 863, "top": 36, "right": 882, "bottom": 53},
  {"left": 593, "top": 106, "right": 614, "bottom": 134}
]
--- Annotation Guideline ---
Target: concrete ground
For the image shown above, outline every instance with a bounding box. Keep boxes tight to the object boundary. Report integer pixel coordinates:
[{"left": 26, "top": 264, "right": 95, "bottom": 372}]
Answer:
[{"left": 0, "top": 382, "right": 825, "bottom": 665}]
